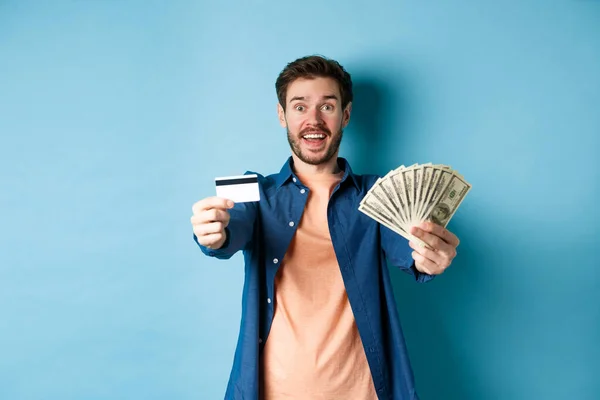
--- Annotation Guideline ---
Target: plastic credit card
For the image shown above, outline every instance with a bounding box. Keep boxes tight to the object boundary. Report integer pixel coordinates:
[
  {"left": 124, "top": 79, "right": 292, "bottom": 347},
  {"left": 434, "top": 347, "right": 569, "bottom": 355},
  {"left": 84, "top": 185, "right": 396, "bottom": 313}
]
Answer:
[{"left": 215, "top": 174, "right": 260, "bottom": 203}]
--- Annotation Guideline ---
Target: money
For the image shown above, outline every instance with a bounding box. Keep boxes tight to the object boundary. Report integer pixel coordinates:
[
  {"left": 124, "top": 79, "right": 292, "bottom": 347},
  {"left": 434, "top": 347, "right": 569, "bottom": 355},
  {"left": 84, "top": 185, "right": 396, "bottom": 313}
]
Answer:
[{"left": 359, "top": 163, "right": 471, "bottom": 247}]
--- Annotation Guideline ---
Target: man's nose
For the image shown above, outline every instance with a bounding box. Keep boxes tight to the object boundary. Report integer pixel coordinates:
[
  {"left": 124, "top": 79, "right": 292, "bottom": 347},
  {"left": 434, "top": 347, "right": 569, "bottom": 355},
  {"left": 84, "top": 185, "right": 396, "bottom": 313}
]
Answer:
[{"left": 306, "top": 107, "right": 323, "bottom": 125}]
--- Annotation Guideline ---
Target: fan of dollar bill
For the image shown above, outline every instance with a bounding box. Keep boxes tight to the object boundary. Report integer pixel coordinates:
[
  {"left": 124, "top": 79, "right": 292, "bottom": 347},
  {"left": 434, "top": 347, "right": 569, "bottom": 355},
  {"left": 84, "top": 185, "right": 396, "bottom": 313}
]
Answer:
[{"left": 359, "top": 163, "right": 472, "bottom": 248}]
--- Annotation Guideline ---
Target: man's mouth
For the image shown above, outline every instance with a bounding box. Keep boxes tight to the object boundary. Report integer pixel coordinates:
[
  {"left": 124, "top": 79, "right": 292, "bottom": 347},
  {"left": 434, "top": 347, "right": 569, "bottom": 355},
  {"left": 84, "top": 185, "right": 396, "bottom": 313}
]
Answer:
[
  {"left": 301, "top": 132, "right": 327, "bottom": 150},
  {"left": 302, "top": 132, "right": 326, "bottom": 141}
]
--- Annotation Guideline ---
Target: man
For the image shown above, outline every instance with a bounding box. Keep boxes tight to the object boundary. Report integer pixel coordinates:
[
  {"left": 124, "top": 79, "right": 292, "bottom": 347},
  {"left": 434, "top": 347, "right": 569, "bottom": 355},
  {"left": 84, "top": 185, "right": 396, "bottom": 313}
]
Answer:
[
  {"left": 191, "top": 55, "right": 460, "bottom": 400},
  {"left": 429, "top": 203, "right": 452, "bottom": 227}
]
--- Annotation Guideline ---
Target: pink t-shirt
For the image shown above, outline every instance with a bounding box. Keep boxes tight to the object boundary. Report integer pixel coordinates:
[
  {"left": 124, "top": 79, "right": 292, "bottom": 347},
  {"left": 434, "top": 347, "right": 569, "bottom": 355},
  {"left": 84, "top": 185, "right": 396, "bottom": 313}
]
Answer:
[{"left": 261, "top": 171, "right": 377, "bottom": 400}]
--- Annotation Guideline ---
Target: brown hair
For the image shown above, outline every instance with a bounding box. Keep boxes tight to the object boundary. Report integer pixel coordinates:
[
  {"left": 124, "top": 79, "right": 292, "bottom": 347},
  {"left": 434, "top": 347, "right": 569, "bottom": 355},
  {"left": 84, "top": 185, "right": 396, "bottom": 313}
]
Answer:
[{"left": 275, "top": 55, "right": 353, "bottom": 111}]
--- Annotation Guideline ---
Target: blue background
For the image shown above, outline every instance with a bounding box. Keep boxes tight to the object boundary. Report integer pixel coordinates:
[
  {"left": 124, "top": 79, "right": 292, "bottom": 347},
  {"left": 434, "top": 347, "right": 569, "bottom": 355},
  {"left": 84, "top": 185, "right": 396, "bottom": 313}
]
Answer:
[{"left": 1, "top": 1, "right": 598, "bottom": 399}]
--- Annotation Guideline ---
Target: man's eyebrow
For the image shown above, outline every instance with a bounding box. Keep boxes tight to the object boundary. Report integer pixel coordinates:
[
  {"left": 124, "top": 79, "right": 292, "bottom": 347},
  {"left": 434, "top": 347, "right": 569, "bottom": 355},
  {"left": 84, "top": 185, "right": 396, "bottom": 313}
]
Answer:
[
  {"left": 288, "top": 96, "right": 305, "bottom": 103},
  {"left": 288, "top": 94, "right": 339, "bottom": 103}
]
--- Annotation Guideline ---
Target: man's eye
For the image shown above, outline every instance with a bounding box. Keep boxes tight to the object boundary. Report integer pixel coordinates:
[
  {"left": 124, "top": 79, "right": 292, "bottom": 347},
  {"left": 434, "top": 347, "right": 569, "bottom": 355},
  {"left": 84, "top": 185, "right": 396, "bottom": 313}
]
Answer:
[
  {"left": 321, "top": 104, "right": 334, "bottom": 111},
  {"left": 295, "top": 105, "right": 305, "bottom": 111}
]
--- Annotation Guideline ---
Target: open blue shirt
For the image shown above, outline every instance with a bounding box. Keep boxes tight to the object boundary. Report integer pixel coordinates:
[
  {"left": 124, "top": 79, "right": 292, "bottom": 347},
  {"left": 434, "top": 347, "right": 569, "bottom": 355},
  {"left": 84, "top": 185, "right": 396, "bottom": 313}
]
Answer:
[{"left": 195, "top": 157, "right": 434, "bottom": 400}]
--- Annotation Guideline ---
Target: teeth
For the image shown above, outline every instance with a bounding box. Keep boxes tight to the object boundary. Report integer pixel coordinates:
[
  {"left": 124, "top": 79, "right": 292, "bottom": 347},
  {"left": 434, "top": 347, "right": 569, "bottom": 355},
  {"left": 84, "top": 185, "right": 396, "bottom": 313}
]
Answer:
[{"left": 303, "top": 134, "right": 325, "bottom": 139}]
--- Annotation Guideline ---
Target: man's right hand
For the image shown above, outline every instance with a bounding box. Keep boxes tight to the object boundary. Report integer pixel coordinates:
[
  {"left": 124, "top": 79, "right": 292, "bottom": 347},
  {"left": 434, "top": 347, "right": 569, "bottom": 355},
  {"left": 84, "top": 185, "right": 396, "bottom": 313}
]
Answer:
[{"left": 191, "top": 197, "right": 234, "bottom": 250}]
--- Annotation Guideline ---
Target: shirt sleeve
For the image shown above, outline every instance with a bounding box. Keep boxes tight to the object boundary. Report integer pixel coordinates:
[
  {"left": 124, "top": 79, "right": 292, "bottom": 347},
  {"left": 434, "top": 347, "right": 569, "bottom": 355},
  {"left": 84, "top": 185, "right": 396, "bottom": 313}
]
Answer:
[
  {"left": 194, "top": 200, "right": 258, "bottom": 260},
  {"left": 379, "top": 224, "right": 435, "bottom": 283}
]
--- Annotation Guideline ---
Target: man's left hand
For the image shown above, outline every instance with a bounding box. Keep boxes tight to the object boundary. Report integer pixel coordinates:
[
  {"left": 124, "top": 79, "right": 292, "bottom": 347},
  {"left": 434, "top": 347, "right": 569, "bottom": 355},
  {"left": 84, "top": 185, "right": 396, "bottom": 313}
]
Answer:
[{"left": 409, "top": 221, "right": 460, "bottom": 275}]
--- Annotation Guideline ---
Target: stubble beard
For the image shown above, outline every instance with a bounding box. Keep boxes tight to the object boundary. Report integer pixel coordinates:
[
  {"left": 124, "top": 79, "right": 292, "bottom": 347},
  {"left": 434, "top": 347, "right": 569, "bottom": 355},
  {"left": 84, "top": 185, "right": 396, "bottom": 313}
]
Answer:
[{"left": 287, "top": 125, "right": 343, "bottom": 166}]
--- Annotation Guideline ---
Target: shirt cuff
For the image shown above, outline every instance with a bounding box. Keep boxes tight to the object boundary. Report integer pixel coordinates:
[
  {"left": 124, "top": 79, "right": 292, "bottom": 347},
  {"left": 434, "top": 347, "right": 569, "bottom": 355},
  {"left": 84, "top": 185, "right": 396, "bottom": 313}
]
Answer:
[
  {"left": 410, "top": 261, "right": 436, "bottom": 283},
  {"left": 194, "top": 228, "right": 232, "bottom": 258}
]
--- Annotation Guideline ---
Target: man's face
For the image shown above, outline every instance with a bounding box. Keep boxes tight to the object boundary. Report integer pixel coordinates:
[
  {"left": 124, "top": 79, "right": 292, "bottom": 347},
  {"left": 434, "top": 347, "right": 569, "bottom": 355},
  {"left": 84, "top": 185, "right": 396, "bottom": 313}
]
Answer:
[
  {"left": 431, "top": 204, "right": 450, "bottom": 225},
  {"left": 278, "top": 77, "right": 351, "bottom": 166}
]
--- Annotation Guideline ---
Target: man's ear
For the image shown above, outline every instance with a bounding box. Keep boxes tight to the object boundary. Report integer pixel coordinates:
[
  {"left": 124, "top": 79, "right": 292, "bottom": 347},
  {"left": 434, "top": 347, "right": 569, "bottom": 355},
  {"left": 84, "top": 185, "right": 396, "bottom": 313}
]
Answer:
[
  {"left": 342, "top": 102, "right": 352, "bottom": 128},
  {"left": 277, "top": 103, "right": 287, "bottom": 128}
]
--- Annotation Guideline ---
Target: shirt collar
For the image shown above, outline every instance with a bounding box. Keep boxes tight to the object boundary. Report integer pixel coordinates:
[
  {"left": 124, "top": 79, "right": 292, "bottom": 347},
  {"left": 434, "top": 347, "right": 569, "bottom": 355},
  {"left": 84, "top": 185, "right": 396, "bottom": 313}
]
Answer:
[{"left": 274, "top": 156, "right": 360, "bottom": 191}]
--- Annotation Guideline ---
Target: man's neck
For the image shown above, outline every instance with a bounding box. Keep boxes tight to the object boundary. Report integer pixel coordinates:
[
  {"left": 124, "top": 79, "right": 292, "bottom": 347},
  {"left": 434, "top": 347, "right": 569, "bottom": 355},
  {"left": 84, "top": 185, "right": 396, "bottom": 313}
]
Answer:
[{"left": 291, "top": 154, "right": 342, "bottom": 176}]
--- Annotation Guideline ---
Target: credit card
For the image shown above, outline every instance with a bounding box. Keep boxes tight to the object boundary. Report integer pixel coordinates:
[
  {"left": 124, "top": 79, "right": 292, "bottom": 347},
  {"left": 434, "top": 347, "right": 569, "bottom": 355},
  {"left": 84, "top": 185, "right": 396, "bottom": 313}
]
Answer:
[{"left": 215, "top": 174, "right": 260, "bottom": 203}]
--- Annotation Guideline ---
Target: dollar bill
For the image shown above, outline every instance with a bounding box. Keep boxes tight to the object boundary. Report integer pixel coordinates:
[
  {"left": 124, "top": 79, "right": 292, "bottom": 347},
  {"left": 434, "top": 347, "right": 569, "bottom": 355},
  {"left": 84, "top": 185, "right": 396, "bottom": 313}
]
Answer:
[
  {"left": 359, "top": 183, "right": 428, "bottom": 248},
  {"left": 415, "top": 164, "right": 433, "bottom": 220},
  {"left": 422, "top": 172, "right": 472, "bottom": 227},
  {"left": 359, "top": 162, "right": 471, "bottom": 243},
  {"left": 418, "top": 167, "right": 453, "bottom": 223}
]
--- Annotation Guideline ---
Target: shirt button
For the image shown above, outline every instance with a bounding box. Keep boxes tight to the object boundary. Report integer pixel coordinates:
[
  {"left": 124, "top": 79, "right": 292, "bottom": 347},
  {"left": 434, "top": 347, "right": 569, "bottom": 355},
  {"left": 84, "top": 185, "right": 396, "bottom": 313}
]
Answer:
[
  {"left": 267, "top": 298, "right": 272, "bottom": 304},
  {"left": 289, "top": 221, "right": 295, "bottom": 227},
  {"left": 273, "top": 258, "right": 278, "bottom": 264},
  {"left": 292, "top": 177, "right": 297, "bottom": 182},
  {"left": 300, "top": 189, "right": 306, "bottom": 194}
]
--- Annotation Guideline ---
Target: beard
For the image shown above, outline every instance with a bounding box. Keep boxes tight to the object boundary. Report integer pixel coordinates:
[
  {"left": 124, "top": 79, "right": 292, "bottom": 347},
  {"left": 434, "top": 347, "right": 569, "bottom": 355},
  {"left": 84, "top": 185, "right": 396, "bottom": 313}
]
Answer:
[{"left": 287, "top": 124, "right": 343, "bottom": 166}]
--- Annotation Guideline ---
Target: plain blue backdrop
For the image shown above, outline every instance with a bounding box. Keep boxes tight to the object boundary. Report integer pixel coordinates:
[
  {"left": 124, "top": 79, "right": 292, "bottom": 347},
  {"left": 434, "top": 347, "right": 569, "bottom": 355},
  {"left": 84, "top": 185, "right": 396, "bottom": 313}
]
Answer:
[{"left": 1, "top": 1, "right": 598, "bottom": 399}]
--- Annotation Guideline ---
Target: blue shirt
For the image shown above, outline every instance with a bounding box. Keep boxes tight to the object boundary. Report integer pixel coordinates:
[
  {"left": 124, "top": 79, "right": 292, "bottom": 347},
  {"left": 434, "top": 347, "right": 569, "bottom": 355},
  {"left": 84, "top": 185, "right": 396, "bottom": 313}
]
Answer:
[{"left": 195, "top": 157, "right": 434, "bottom": 400}]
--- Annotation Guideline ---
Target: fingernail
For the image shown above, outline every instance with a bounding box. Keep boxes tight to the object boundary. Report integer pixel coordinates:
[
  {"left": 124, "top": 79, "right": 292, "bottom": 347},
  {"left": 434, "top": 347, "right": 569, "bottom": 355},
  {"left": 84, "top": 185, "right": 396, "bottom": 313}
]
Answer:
[
  {"left": 411, "top": 227, "right": 419, "bottom": 235},
  {"left": 227, "top": 200, "right": 234, "bottom": 208}
]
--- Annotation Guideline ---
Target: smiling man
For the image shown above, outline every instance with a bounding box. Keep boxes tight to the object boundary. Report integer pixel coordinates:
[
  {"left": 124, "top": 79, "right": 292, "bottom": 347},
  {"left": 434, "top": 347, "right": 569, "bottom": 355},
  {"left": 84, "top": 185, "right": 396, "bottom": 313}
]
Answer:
[{"left": 191, "top": 55, "right": 460, "bottom": 400}]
